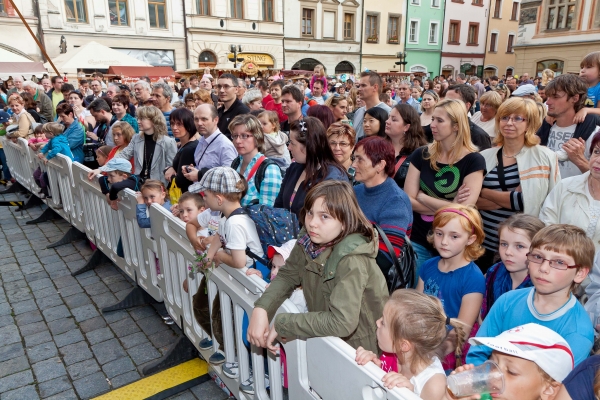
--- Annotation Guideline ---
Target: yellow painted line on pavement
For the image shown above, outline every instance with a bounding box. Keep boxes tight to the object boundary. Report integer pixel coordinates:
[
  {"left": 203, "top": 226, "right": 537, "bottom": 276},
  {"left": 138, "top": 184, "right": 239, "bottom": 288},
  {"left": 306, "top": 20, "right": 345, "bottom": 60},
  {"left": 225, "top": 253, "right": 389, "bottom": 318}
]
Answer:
[{"left": 92, "top": 358, "right": 209, "bottom": 400}]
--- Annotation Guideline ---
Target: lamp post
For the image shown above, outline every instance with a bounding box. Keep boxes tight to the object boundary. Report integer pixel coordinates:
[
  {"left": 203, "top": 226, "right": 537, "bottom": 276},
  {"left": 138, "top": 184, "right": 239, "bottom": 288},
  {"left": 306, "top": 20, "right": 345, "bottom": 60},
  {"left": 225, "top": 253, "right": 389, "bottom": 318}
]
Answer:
[
  {"left": 228, "top": 45, "right": 244, "bottom": 68},
  {"left": 395, "top": 51, "right": 408, "bottom": 73}
]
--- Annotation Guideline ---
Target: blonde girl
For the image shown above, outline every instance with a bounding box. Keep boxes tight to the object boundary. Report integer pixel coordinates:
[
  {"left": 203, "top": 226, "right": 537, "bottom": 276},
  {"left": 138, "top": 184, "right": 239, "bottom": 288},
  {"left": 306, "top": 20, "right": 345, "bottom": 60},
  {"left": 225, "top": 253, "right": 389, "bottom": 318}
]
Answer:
[
  {"left": 404, "top": 99, "right": 486, "bottom": 269},
  {"left": 356, "top": 290, "right": 468, "bottom": 399},
  {"left": 310, "top": 64, "right": 327, "bottom": 92},
  {"left": 416, "top": 204, "right": 486, "bottom": 370},
  {"left": 135, "top": 179, "right": 171, "bottom": 228},
  {"left": 541, "top": 68, "right": 555, "bottom": 86}
]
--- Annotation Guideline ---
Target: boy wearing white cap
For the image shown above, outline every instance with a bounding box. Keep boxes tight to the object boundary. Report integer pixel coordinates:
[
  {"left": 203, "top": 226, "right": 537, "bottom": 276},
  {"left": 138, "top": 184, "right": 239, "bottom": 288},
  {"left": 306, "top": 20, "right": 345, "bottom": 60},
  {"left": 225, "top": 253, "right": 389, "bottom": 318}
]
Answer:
[{"left": 451, "top": 323, "right": 574, "bottom": 400}]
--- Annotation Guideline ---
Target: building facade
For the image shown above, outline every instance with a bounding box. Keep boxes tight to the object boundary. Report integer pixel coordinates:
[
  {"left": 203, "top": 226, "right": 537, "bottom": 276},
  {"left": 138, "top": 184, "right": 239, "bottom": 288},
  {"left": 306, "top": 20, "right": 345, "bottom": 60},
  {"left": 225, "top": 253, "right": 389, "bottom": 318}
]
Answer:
[
  {"left": 185, "top": 0, "right": 284, "bottom": 73},
  {"left": 35, "top": 0, "right": 186, "bottom": 69},
  {"left": 513, "top": 0, "right": 600, "bottom": 77},
  {"left": 283, "top": 0, "right": 362, "bottom": 74},
  {"left": 440, "top": 0, "right": 490, "bottom": 78},
  {"left": 0, "top": 0, "right": 43, "bottom": 62},
  {"left": 404, "top": 0, "right": 445, "bottom": 77},
  {"left": 361, "top": 0, "right": 406, "bottom": 72},
  {"left": 484, "top": 0, "right": 519, "bottom": 78}
]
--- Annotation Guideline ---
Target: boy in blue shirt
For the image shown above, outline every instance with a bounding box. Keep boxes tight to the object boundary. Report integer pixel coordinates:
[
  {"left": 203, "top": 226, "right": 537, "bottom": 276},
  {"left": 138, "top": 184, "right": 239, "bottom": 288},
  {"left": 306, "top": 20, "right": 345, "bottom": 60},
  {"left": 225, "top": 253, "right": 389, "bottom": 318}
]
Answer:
[
  {"left": 576, "top": 51, "right": 600, "bottom": 121},
  {"left": 467, "top": 224, "right": 595, "bottom": 367}
]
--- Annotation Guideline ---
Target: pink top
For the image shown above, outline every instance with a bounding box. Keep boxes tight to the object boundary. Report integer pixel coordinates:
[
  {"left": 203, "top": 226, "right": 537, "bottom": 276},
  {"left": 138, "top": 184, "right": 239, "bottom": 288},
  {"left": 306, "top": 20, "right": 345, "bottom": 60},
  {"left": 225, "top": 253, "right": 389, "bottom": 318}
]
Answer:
[
  {"left": 379, "top": 352, "right": 398, "bottom": 373},
  {"left": 310, "top": 75, "right": 328, "bottom": 91},
  {"left": 28, "top": 137, "right": 48, "bottom": 145}
]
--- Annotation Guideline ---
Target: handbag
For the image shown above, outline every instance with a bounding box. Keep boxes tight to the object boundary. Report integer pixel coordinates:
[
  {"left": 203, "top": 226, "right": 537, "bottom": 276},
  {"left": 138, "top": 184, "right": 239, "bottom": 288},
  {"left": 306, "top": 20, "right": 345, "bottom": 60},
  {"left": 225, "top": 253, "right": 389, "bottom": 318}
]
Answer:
[
  {"left": 82, "top": 127, "right": 103, "bottom": 169},
  {"left": 374, "top": 224, "right": 418, "bottom": 293},
  {"left": 168, "top": 178, "right": 182, "bottom": 204}
]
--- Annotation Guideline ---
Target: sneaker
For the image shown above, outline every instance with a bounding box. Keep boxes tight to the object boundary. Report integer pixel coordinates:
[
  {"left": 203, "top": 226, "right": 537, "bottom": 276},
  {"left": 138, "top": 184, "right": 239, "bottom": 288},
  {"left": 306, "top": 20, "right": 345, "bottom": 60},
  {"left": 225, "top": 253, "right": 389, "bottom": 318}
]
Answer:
[
  {"left": 198, "top": 337, "right": 213, "bottom": 351},
  {"left": 208, "top": 350, "right": 225, "bottom": 365},
  {"left": 222, "top": 362, "right": 239, "bottom": 379},
  {"left": 239, "top": 373, "right": 270, "bottom": 395}
]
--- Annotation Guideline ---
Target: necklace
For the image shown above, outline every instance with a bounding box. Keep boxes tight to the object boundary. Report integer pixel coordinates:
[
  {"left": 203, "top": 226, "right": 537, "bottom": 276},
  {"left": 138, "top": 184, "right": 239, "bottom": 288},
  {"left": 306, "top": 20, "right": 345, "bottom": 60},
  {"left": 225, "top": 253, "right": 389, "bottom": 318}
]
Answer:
[{"left": 503, "top": 147, "right": 524, "bottom": 158}]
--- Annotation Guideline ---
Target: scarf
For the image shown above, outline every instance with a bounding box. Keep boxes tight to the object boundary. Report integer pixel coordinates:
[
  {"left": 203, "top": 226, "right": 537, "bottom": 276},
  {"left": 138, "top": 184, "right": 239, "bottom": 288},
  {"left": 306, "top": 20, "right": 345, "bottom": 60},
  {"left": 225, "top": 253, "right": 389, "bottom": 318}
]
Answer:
[
  {"left": 297, "top": 233, "right": 331, "bottom": 260},
  {"left": 481, "top": 262, "right": 532, "bottom": 320}
]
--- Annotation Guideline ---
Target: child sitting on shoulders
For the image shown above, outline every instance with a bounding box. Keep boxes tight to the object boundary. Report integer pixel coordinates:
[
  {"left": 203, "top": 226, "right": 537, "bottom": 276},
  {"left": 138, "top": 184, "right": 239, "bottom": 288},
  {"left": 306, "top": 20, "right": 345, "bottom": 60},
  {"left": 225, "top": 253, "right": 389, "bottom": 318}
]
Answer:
[
  {"left": 480, "top": 214, "right": 544, "bottom": 321},
  {"left": 450, "top": 323, "right": 573, "bottom": 400},
  {"left": 97, "top": 158, "right": 140, "bottom": 211},
  {"left": 28, "top": 125, "right": 48, "bottom": 151},
  {"left": 417, "top": 204, "right": 486, "bottom": 370},
  {"left": 175, "top": 191, "right": 205, "bottom": 224},
  {"left": 258, "top": 110, "right": 291, "bottom": 169},
  {"left": 356, "top": 289, "right": 463, "bottom": 399},
  {"left": 37, "top": 122, "right": 74, "bottom": 163},
  {"left": 467, "top": 224, "right": 595, "bottom": 367}
]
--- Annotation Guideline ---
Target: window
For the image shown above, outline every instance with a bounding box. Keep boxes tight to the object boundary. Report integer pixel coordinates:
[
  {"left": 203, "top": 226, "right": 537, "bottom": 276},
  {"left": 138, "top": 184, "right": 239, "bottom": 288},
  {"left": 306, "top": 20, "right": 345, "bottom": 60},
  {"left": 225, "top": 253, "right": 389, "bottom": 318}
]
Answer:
[
  {"left": 489, "top": 32, "right": 498, "bottom": 51},
  {"left": 507, "top": 34, "right": 514, "bottom": 52},
  {"left": 302, "top": 8, "right": 313, "bottom": 36},
  {"left": 467, "top": 22, "right": 479, "bottom": 45},
  {"left": 388, "top": 16, "right": 400, "bottom": 43},
  {"left": 0, "top": 0, "right": 5, "bottom": 13},
  {"left": 109, "top": 0, "right": 128, "bottom": 25},
  {"left": 64, "top": 0, "right": 88, "bottom": 22},
  {"left": 473, "top": 0, "right": 483, "bottom": 6},
  {"left": 148, "top": 0, "right": 166, "bottom": 27},
  {"left": 198, "top": 51, "right": 217, "bottom": 66},
  {"left": 196, "top": 0, "right": 209, "bottom": 15},
  {"left": 323, "top": 11, "right": 335, "bottom": 38},
  {"left": 448, "top": 20, "right": 460, "bottom": 43},
  {"left": 432, "top": 0, "right": 440, "bottom": 6},
  {"left": 545, "top": 0, "right": 576, "bottom": 29},
  {"left": 411, "top": 0, "right": 420, "bottom": 5},
  {"left": 493, "top": 0, "right": 502, "bottom": 17},
  {"left": 511, "top": 1, "right": 518, "bottom": 19},
  {"left": 230, "top": 0, "right": 243, "bottom": 18},
  {"left": 429, "top": 22, "right": 438, "bottom": 44},
  {"left": 536, "top": 60, "right": 564, "bottom": 75},
  {"left": 409, "top": 20, "right": 419, "bottom": 42},
  {"left": 263, "top": 0, "right": 273, "bottom": 21},
  {"left": 343, "top": 13, "right": 354, "bottom": 39},
  {"left": 365, "top": 14, "right": 378, "bottom": 43}
]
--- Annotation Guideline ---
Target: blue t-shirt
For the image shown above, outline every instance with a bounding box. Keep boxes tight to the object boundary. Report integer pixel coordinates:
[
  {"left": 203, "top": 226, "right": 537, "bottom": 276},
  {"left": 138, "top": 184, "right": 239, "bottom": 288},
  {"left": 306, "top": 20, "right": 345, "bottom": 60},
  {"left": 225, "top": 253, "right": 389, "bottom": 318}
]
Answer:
[
  {"left": 564, "top": 354, "right": 600, "bottom": 399},
  {"left": 467, "top": 287, "right": 594, "bottom": 367},
  {"left": 419, "top": 256, "right": 485, "bottom": 319},
  {"left": 587, "top": 82, "right": 600, "bottom": 108}
]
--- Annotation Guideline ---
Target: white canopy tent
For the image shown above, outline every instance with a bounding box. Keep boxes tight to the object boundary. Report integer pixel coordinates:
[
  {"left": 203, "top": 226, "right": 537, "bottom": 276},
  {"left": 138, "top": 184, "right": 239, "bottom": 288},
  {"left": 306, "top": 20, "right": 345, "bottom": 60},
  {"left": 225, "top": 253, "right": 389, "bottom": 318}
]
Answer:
[
  {"left": 45, "top": 41, "right": 150, "bottom": 73},
  {"left": 0, "top": 62, "right": 48, "bottom": 80}
]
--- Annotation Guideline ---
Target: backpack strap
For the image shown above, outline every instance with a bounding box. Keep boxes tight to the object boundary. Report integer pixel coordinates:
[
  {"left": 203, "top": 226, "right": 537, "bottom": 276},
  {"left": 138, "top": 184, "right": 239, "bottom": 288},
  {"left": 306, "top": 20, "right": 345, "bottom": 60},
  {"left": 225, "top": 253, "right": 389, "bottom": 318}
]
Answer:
[
  {"left": 255, "top": 158, "right": 280, "bottom": 194},
  {"left": 394, "top": 155, "right": 408, "bottom": 174},
  {"left": 374, "top": 224, "right": 407, "bottom": 289},
  {"left": 230, "top": 156, "right": 241, "bottom": 171},
  {"left": 247, "top": 156, "right": 266, "bottom": 182},
  {"left": 228, "top": 207, "right": 248, "bottom": 219}
]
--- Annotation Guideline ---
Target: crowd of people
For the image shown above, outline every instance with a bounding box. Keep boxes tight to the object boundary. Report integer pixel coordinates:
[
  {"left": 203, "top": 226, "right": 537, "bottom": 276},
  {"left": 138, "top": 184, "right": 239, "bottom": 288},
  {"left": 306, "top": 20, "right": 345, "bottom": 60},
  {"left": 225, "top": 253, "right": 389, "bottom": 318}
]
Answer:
[{"left": 1, "top": 52, "right": 600, "bottom": 399}]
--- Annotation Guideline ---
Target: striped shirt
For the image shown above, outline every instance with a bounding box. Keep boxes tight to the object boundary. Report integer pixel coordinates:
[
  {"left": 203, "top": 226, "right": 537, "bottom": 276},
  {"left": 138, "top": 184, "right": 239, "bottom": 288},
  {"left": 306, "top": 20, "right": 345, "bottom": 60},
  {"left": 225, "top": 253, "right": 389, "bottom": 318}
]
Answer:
[
  {"left": 234, "top": 153, "right": 282, "bottom": 207},
  {"left": 481, "top": 162, "right": 523, "bottom": 251}
]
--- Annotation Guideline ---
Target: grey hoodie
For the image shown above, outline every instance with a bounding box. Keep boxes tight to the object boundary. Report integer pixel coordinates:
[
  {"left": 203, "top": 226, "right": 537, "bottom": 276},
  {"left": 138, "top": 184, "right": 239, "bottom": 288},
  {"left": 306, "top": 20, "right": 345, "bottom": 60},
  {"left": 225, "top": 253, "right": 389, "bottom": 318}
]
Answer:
[{"left": 264, "top": 130, "right": 291, "bottom": 166}]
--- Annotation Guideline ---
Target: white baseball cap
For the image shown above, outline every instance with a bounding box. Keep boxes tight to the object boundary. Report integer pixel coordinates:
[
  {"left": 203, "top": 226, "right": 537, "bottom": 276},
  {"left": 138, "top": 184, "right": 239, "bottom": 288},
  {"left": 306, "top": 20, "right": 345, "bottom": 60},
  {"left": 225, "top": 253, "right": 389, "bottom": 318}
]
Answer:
[{"left": 469, "top": 323, "right": 574, "bottom": 382}]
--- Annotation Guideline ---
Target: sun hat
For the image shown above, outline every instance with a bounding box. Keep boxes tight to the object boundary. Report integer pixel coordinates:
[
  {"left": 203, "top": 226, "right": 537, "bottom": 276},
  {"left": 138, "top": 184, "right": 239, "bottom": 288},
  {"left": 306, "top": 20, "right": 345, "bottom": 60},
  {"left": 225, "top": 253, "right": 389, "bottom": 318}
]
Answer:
[
  {"left": 512, "top": 84, "right": 537, "bottom": 97},
  {"left": 196, "top": 167, "right": 242, "bottom": 194},
  {"left": 99, "top": 158, "right": 132, "bottom": 174},
  {"left": 469, "top": 323, "right": 574, "bottom": 382}
]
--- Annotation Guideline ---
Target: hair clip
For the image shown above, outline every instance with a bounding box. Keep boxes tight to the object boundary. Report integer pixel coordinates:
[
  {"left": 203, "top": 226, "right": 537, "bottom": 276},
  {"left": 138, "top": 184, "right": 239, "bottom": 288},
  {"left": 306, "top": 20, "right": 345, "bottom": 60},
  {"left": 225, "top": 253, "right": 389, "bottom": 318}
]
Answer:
[{"left": 299, "top": 120, "right": 307, "bottom": 133}]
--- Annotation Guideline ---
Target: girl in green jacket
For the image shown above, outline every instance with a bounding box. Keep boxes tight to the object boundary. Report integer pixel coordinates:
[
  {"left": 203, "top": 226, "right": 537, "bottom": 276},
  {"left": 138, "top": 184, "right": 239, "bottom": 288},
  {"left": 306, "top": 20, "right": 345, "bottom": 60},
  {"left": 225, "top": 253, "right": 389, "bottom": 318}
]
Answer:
[{"left": 248, "top": 180, "right": 389, "bottom": 354}]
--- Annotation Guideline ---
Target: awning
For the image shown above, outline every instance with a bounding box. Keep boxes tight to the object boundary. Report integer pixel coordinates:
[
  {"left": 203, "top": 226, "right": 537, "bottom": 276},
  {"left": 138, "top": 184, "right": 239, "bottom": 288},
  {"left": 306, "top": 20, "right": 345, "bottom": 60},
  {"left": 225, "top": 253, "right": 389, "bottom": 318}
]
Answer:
[
  {"left": 0, "top": 48, "right": 35, "bottom": 63},
  {"left": 0, "top": 62, "right": 48, "bottom": 80},
  {"left": 107, "top": 66, "right": 179, "bottom": 83},
  {"left": 46, "top": 41, "right": 150, "bottom": 73}
]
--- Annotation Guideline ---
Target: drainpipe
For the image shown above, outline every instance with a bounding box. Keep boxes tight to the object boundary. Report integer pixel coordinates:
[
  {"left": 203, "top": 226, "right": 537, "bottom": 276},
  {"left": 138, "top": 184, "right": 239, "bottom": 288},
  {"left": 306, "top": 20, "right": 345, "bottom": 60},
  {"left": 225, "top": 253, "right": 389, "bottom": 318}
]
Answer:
[
  {"left": 282, "top": 0, "right": 286, "bottom": 69},
  {"left": 33, "top": 0, "right": 47, "bottom": 62},
  {"left": 403, "top": 0, "right": 409, "bottom": 73},
  {"left": 359, "top": 0, "right": 364, "bottom": 71},
  {"left": 182, "top": 0, "right": 190, "bottom": 69},
  {"left": 482, "top": 6, "right": 490, "bottom": 77},
  {"left": 439, "top": 0, "right": 447, "bottom": 76}
]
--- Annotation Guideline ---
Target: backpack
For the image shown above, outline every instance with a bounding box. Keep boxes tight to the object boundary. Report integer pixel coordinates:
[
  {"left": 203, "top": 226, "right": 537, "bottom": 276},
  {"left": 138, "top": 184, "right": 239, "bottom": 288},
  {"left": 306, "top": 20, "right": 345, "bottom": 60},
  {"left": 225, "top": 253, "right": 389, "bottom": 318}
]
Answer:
[
  {"left": 374, "top": 224, "right": 417, "bottom": 293},
  {"left": 229, "top": 203, "right": 300, "bottom": 265},
  {"left": 231, "top": 156, "right": 280, "bottom": 193}
]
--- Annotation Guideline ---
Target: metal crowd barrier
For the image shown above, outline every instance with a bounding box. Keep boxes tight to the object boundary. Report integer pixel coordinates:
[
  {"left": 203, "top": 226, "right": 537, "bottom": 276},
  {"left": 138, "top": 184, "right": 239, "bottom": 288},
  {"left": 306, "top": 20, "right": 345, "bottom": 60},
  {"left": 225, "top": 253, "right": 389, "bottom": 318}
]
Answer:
[{"left": 0, "top": 150, "right": 421, "bottom": 400}]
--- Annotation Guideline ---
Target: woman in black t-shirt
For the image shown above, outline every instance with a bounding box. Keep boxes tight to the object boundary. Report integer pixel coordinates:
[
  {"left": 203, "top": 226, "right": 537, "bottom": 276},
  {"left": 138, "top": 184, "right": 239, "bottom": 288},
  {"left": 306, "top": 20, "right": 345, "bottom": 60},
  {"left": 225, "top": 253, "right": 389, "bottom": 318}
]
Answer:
[
  {"left": 385, "top": 104, "right": 427, "bottom": 189},
  {"left": 404, "top": 99, "right": 486, "bottom": 270}
]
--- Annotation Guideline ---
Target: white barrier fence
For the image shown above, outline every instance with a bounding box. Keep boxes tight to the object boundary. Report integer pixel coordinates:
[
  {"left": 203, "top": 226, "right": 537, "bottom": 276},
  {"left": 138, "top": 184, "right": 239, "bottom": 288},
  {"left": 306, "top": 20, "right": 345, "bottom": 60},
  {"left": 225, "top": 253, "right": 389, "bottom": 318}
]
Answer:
[{"left": 0, "top": 137, "right": 421, "bottom": 400}]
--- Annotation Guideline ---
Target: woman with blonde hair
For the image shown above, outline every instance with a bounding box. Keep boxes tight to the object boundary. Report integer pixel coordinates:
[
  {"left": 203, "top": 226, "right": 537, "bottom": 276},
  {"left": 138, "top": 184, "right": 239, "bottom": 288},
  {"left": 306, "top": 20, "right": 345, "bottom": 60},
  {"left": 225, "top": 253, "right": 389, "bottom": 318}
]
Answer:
[
  {"left": 471, "top": 91, "right": 502, "bottom": 139},
  {"left": 115, "top": 106, "right": 176, "bottom": 185},
  {"left": 325, "top": 95, "right": 349, "bottom": 123},
  {"left": 541, "top": 68, "right": 555, "bottom": 86},
  {"left": 477, "top": 97, "right": 559, "bottom": 271},
  {"left": 229, "top": 114, "right": 282, "bottom": 206},
  {"left": 404, "top": 99, "right": 486, "bottom": 269}
]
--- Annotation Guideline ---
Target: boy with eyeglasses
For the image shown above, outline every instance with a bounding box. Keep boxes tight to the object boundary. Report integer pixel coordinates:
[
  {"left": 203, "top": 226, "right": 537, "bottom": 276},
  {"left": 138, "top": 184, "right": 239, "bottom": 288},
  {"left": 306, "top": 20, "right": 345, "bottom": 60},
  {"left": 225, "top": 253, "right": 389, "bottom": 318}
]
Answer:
[{"left": 467, "top": 224, "right": 594, "bottom": 367}]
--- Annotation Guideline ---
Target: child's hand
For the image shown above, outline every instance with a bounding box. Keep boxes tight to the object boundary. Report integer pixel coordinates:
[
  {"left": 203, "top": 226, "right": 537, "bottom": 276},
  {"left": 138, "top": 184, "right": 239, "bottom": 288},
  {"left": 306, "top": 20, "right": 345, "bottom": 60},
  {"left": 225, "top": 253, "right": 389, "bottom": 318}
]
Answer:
[
  {"left": 246, "top": 269, "right": 263, "bottom": 279},
  {"left": 37, "top": 152, "right": 44, "bottom": 160},
  {"left": 135, "top": 192, "right": 144, "bottom": 204},
  {"left": 110, "top": 200, "right": 119, "bottom": 211},
  {"left": 182, "top": 278, "right": 189, "bottom": 293},
  {"left": 88, "top": 169, "right": 101, "bottom": 181},
  {"left": 446, "top": 365, "right": 481, "bottom": 400},
  {"left": 43, "top": 158, "right": 48, "bottom": 164},
  {"left": 266, "top": 325, "right": 281, "bottom": 355},
  {"left": 573, "top": 107, "right": 588, "bottom": 124},
  {"left": 355, "top": 346, "right": 380, "bottom": 367},
  {"left": 171, "top": 203, "right": 180, "bottom": 217},
  {"left": 191, "top": 235, "right": 205, "bottom": 252},
  {"left": 381, "top": 372, "right": 414, "bottom": 392}
]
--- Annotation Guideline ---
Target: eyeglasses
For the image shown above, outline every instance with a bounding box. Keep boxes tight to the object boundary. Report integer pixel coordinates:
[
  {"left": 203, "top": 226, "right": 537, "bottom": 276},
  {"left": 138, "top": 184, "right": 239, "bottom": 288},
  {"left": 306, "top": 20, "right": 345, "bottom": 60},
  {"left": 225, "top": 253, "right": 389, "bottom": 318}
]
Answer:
[
  {"left": 216, "top": 84, "right": 237, "bottom": 90},
  {"left": 526, "top": 252, "right": 579, "bottom": 271},
  {"left": 500, "top": 115, "right": 526, "bottom": 123},
  {"left": 329, "top": 141, "right": 351, "bottom": 148},
  {"left": 231, "top": 134, "right": 253, "bottom": 140}
]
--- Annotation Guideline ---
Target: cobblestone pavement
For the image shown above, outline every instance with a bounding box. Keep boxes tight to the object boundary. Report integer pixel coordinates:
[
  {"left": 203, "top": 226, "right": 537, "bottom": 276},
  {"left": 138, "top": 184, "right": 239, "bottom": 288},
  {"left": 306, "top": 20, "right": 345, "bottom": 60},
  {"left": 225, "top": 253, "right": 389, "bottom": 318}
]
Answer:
[{"left": 0, "top": 195, "right": 228, "bottom": 400}]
